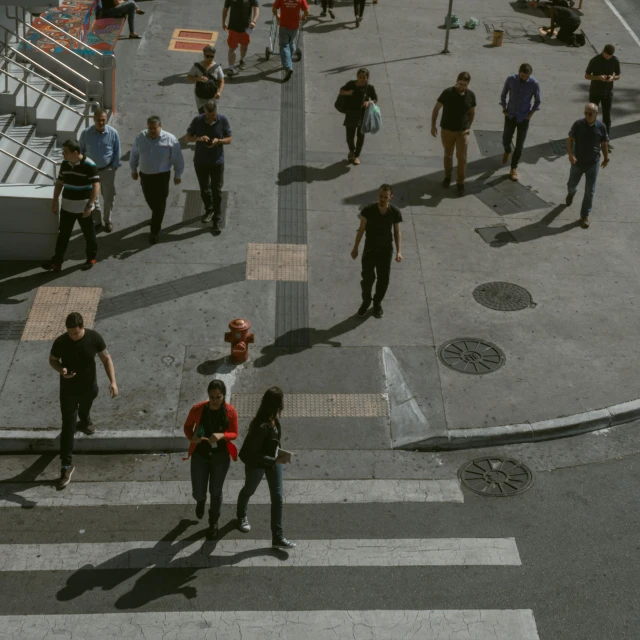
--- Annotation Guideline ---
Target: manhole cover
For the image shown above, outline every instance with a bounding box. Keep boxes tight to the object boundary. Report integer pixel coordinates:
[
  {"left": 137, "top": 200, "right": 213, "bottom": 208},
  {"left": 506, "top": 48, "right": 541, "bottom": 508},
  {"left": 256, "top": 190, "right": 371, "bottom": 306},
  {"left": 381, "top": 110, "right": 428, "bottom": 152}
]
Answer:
[
  {"left": 459, "top": 457, "right": 534, "bottom": 497},
  {"left": 473, "top": 282, "right": 534, "bottom": 311},
  {"left": 438, "top": 338, "right": 505, "bottom": 374}
]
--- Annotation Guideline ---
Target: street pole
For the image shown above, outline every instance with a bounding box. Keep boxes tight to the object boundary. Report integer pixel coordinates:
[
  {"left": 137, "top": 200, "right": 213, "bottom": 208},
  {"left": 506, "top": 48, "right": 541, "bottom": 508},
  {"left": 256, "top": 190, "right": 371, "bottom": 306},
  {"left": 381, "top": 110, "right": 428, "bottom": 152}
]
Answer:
[{"left": 442, "top": 0, "right": 454, "bottom": 54}]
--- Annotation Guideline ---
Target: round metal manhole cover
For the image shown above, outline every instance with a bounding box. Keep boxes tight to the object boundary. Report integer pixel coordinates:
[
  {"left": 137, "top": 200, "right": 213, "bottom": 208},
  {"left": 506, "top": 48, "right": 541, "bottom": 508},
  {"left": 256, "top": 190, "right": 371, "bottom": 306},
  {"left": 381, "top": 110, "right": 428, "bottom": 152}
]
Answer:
[
  {"left": 438, "top": 338, "right": 505, "bottom": 375},
  {"left": 472, "top": 281, "right": 534, "bottom": 311},
  {"left": 458, "top": 457, "right": 534, "bottom": 497}
]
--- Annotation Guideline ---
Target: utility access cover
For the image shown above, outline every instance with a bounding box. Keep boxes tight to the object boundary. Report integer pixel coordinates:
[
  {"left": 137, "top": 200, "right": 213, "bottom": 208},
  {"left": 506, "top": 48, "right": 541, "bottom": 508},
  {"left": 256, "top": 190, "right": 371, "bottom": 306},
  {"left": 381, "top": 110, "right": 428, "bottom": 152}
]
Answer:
[
  {"left": 474, "top": 178, "right": 549, "bottom": 215},
  {"left": 459, "top": 457, "right": 534, "bottom": 497},
  {"left": 473, "top": 282, "right": 535, "bottom": 311},
  {"left": 438, "top": 338, "right": 505, "bottom": 375}
]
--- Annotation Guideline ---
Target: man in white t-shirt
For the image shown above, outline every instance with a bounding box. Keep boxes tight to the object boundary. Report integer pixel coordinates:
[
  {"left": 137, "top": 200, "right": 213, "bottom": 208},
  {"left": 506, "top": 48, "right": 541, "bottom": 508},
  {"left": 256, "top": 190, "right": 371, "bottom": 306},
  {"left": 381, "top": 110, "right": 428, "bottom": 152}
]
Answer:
[{"left": 187, "top": 45, "right": 225, "bottom": 114}]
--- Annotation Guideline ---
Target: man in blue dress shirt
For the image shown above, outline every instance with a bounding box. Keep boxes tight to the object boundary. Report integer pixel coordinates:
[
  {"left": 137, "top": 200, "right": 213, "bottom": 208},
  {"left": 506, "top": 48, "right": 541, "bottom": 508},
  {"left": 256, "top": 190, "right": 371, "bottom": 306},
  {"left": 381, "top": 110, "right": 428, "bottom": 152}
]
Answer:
[
  {"left": 130, "top": 116, "right": 184, "bottom": 244},
  {"left": 500, "top": 63, "right": 541, "bottom": 182},
  {"left": 566, "top": 103, "right": 609, "bottom": 229},
  {"left": 79, "top": 108, "right": 120, "bottom": 233}
]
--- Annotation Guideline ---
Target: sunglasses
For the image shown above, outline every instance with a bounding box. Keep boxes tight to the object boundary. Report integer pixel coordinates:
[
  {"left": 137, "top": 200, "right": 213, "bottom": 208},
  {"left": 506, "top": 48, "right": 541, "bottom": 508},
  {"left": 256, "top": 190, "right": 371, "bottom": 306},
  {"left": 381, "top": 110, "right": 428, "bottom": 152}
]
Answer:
[
  {"left": 205, "top": 55, "right": 214, "bottom": 59},
  {"left": 584, "top": 111, "right": 596, "bottom": 115}
]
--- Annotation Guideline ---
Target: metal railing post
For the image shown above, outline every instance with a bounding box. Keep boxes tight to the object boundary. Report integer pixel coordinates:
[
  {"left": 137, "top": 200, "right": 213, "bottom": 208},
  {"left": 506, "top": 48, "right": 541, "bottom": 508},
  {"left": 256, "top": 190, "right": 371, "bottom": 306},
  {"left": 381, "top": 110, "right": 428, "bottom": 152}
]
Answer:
[
  {"left": 3, "top": 30, "right": 7, "bottom": 92},
  {"left": 22, "top": 64, "right": 27, "bottom": 124}
]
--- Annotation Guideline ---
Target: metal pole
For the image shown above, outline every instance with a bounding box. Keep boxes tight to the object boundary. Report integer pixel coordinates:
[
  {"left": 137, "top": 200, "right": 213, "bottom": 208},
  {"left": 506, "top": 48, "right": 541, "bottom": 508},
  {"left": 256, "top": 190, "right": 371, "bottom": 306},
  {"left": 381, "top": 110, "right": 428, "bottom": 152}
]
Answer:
[
  {"left": 3, "top": 31, "right": 7, "bottom": 93},
  {"left": 442, "top": 0, "right": 454, "bottom": 54}
]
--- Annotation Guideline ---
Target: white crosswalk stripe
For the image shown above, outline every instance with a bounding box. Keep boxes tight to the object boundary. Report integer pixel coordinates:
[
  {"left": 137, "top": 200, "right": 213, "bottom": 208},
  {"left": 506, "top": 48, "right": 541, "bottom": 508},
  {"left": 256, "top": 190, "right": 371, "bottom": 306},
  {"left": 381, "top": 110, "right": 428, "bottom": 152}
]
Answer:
[{"left": 0, "top": 479, "right": 464, "bottom": 507}]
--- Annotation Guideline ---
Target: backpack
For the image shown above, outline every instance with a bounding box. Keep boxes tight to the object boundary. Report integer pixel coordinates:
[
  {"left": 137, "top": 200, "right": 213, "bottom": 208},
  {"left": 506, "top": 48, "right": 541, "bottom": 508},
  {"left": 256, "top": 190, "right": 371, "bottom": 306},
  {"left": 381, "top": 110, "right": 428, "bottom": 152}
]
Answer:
[
  {"left": 574, "top": 30, "right": 586, "bottom": 46},
  {"left": 194, "top": 62, "right": 221, "bottom": 99}
]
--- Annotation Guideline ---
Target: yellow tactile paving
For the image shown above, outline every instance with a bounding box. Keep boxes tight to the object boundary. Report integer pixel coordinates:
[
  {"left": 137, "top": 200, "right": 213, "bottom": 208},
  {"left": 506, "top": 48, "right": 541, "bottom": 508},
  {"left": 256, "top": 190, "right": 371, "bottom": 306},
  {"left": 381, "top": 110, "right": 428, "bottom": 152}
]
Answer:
[
  {"left": 230, "top": 393, "right": 389, "bottom": 418},
  {"left": 21, "top": 287, "right": 102, "bottom": 341},
  {"left": 246, "top": 243, "right": 308, "bottom": 281}
]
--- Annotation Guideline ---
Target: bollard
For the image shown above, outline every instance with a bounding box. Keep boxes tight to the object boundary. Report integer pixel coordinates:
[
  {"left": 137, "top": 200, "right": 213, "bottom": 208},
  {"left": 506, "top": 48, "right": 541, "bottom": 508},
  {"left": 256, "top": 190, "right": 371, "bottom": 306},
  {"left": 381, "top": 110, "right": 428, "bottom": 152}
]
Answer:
[{"left": 224, "top": 318, "right": 255, "bottom": 364}]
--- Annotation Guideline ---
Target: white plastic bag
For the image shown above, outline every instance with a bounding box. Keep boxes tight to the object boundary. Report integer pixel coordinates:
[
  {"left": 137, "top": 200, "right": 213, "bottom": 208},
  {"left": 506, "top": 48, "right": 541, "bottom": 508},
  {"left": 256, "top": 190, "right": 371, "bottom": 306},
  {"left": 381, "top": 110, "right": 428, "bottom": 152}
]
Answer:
[{"left": 361, "top": 102, "right": 381, "bottom": 134}]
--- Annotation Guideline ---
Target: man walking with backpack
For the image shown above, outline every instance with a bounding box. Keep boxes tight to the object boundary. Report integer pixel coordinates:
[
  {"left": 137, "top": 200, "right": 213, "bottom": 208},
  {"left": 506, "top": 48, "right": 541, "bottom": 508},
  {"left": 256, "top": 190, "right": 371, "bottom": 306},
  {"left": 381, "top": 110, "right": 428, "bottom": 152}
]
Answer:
[
  {"left": 222, "top": 0, "right": 259, "bottom": 77},
  {"left": 187, "top": 45, "right": 225, "bottom": 114}
]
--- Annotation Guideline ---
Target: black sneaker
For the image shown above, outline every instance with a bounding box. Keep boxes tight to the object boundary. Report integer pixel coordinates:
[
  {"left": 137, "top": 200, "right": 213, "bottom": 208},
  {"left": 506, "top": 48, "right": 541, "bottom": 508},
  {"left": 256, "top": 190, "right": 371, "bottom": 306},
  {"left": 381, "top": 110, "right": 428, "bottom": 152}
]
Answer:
[
  {"left": 238, "top": 59, "right": 246, "bottom": 70},
  {"left": 320, "top": 10, "right": 326, "bottom": 16},
  {"left": 58, "top": 466, "right": 74, "bottom": 489},
  {"left": 78, "top": 420, "right": 95, "bottom": 435},
  {"left": 81, "top": 259, "right": 97, "bottom": 271},
  {"left": 272, "top": 537, "right": 297, "bottom": 549},
  {"left": 357, "top": 301, "right": 370, "bottom": 317},
  {"left": 565, "top": 192, "right": 575, "bottom": 206},
  {"left": 41, "top": 261, "right": 61, "bottom": 272},
  {"left": 150, "top": 232, "right": 159, "bottom": 245},
  {"left": 195, "top": 499, "right": 206, "bottom": 520},
  {"left": 284, "top": 69, "right": 293, "bottom": 82},
  {"left": 201, "top": 210, "right": 214, "bottom": 223},
  {"left": 328, "top": 9, "right": 335, "bottom": 18},
  {"left": 208, "top": 512, "right": 219, "bottom": 538},
  {"left": 95, "top": 223, "right": 102, "bottom": 231},
  {"left": 212, "top": 215, "right": 222, "bottom": 234},
  {"left": 581, "top": 217, "right": 590, "bottom": 228},
  {"left": 442, "top": 176, "right": 451, "bottom": 188},
  {"left": 456, "top": 183, "right": 465, "bottom": 196},
  {"left": 238, "top": 516, "right": 251, "bottom": 532},
  {"left": 373, "top": 304, "right": 384, "bottom": 318}
]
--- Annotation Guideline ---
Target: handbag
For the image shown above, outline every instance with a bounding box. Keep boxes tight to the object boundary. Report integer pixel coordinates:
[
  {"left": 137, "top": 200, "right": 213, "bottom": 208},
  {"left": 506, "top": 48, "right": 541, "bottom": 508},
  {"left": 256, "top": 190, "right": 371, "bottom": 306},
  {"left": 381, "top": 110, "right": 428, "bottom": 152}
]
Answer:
[{"left": 334, "top": 93, "right": 349, "bottom": 114}]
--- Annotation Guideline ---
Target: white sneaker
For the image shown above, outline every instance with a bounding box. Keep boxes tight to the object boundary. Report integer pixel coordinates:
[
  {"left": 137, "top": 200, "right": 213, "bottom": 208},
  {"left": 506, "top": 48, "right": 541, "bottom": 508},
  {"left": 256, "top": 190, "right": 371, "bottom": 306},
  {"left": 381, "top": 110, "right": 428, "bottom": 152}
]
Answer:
[{"left": 238, "top": 516, "right": 251, "bottom": 532}]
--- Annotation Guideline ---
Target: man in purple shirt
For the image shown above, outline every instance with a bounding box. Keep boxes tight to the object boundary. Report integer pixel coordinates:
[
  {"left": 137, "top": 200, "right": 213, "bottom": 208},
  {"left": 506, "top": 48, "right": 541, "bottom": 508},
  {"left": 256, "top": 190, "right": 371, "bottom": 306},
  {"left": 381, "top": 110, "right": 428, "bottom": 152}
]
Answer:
[{"left": 500, "top": 63, "right": 541, "bottom": 182}]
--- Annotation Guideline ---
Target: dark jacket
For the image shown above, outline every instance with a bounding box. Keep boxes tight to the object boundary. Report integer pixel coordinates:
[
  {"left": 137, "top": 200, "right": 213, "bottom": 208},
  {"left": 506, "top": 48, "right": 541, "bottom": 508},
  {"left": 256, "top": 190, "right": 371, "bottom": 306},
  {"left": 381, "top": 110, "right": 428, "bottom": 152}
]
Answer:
[
  {"left": 239, "top": 420, "right": 281, "bottom": 468},
  {"left": 340, "top": 80, "right": 378, "bottom": 127}
]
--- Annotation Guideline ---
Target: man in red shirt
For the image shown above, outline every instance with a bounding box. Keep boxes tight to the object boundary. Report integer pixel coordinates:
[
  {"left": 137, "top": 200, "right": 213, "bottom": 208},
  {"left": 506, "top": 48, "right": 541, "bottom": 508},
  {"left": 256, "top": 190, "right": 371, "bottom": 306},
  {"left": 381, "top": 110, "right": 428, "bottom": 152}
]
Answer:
[{"left": 272, "top": 0, "right": 308, "bottom": 82}]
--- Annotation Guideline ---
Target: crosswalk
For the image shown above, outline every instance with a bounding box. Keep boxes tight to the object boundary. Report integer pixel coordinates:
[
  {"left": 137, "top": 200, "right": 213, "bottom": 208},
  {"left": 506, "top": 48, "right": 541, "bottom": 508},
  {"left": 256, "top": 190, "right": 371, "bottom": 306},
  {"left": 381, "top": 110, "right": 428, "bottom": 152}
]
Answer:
[{"left": 0, "top": 478, "right": 541, "bottom": 640}]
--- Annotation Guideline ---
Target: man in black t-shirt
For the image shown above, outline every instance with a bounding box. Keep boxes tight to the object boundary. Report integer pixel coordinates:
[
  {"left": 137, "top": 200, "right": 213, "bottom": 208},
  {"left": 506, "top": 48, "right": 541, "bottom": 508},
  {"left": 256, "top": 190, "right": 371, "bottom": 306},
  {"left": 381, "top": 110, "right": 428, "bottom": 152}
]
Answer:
[
  {"left": 585, "top": 44, "right": 620, "bottom": 149},
  {"left": 542, "top": 5, "right": 581, "bottom": 45},
  {"left": 223, "top": 0, "right": 259, "bottom": 76},
  {"left": 431, "top": 72, "right": 477, "bottom": 195},
  {"left": 351, "top": 184, "right": 403, "bottom": 319},
  {"left": 49, "top": 312, "right": 118, "bottom": 488}
]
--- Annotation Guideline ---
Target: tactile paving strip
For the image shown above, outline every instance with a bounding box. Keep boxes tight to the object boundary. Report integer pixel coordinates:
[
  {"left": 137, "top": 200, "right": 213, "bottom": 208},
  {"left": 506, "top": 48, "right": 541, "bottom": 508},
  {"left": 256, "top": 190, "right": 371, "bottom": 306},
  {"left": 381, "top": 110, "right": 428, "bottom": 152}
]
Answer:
[
  {"left": 22, "top": 287, "right": 102, "bottom": 341},
  {"left": 246, "top": 243, "right": 308, "bottom": 281},
  {"left": 230, "top": 393, "right": 389, "bottom": 418}
]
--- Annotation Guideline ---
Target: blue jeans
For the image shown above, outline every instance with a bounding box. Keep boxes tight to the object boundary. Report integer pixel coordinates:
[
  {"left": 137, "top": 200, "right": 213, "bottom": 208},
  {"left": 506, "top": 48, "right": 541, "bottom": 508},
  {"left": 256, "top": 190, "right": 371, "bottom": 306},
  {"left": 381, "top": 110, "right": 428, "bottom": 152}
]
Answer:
[
  {"left": 567, "top": 161, "right": 599, "bottom": 219},
  {"left": 236, "top": 463, "right": 284, "bottom": 539},
  {"left": 278, "top": 27, "right": 297, "bottom": 70},
  {"left": 190, "top": 449, "right": 231, "bottom": 521},
  {"left": 102, "top": 0, "right": 138, "bottom": 33},
  {"left": 502, "top": 116, "right": 530, "bottom": 169}
]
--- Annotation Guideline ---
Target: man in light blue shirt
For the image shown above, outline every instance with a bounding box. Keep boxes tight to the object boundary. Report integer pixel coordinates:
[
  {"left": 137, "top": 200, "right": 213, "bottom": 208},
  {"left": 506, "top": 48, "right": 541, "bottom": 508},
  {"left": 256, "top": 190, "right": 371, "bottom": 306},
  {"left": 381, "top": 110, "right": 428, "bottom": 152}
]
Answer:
[
  {"left": 130, "top": 115, "right": 184, "bottom": 244},
  {"left": 500, "top": 63, "right": 541, "bottom": 182},
  {"left": 79, "top": 108, "right": 121, "bottom": 232}
]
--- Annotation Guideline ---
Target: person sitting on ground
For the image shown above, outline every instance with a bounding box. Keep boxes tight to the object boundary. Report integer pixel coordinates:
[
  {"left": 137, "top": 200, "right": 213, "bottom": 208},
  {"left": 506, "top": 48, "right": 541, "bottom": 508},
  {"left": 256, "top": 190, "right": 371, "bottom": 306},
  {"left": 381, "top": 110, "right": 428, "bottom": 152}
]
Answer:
[
  {"left": 187, "top": 46, "right": 225, "bottom": 114},
  {"left": 100, "top": 0, "right": 144, "bottom": 39},
  {"left": 541, "top": 4, "right": 581, "bottom": 46}
]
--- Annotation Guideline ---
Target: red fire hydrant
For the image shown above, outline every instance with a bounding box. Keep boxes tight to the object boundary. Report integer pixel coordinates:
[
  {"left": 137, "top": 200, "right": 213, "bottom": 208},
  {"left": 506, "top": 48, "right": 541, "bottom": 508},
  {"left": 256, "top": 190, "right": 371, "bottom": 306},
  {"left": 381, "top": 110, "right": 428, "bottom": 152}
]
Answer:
[{"left": 224, "top": 318, "right": 254, "bottom": 363}]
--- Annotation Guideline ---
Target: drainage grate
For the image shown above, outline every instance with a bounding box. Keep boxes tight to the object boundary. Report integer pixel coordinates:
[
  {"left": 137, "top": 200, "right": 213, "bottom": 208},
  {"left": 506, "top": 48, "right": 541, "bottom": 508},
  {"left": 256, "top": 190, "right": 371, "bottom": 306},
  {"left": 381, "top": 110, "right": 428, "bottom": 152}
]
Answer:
[
  {"left": 0, "top": 320, "right": 26, "bottom": 340},
  {"left": 475, "top": 225, "right": 516, "bottom": 246},
  {"left": 459, "top": 457, "right": 534, "bottom": 497},
  {"left": 182, "top": 190, "right": 228, "bottom": 228},
  {"left": 474, "top": 178, "right": 550, "bottom": 215},
  {"left": 548, "top": 139, "right": 567, "bottom": 156},
  {"left": 472, "top": 282, "right": 535, "bottom": 311},
  {"left": 474, "top": 130, "right": 505, "bottom": 157},
  {"left": 438, "top": 338, "right": 505, "bottom": 374}
]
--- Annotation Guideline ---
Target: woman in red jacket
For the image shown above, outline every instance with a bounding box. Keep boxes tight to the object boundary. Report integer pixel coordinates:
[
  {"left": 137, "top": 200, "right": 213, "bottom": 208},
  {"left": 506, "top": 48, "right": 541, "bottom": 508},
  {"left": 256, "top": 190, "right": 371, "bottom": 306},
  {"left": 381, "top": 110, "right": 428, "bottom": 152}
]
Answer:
[{"left": 183, "top": 379, "right": 238, "bottom": 538}]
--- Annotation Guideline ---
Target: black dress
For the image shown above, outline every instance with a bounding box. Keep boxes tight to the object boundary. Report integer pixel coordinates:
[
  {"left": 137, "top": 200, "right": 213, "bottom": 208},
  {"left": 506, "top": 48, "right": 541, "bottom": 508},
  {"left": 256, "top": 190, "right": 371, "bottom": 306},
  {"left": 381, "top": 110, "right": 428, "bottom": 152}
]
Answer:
[{"left": 341, "top": 80, "right": 378, "bottom": 127}]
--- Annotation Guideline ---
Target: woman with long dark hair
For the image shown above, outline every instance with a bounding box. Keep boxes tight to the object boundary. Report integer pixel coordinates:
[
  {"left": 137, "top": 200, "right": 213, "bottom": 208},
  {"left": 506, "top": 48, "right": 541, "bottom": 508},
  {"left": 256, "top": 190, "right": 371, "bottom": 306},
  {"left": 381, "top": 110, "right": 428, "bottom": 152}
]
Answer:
[
  {"left": 183, "top": 379, "right": 238, "bottom": 538},
  {"left": 236, "top": 386, "right": 296, "bottom": 548}
]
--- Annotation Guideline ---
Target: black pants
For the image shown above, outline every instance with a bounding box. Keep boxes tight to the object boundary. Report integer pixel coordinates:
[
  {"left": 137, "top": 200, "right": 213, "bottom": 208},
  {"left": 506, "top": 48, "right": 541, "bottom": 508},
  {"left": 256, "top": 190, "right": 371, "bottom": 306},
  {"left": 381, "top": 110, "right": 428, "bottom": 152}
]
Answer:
[
  {"left": 346, "top": 126, "right": 365, "bottom": 157},
  {"left": 589, "top": 91, "right": 613, "bottom": 137},
  {"left": 60, "top": 383, "right": 99, "bottom": 468},
  {"left": 195, "top": 162, "right": 225, "bottom": 217},
  {"left": 321, "top": 0, "right": 334, "bottom": 9},
  {"left": 502, "top": 116, "right": 530, "bottom": 169},
  {"left": 557, "top": 18, "right": 580, "bottom": 44},
  {"left": 361, "top": 247, "right": 392, "bottom": 306},
  {"left": 353, "top": 0, "right": 365, "bottom": 17},
  {"left": 52, "top": 208, "right": 97, "bottom": 267},
  {"left": 140, "top": 171, "right": 171, "bottom": 234}
]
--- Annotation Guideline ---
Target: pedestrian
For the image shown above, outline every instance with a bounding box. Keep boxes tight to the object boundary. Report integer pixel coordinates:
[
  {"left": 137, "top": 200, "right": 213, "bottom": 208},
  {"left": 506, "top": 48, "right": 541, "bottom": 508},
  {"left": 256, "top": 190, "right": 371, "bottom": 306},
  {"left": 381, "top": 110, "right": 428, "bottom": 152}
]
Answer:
[
  {"left": 500, "top": 63, "right": 541, "bottom": 182},
  {"left": 183, "top": 380, "right": 238, "bottom": 539},
  {"left": 339, "top": 68, "right": 378, "bottom": 165},
  {"left": 222, "top": 0, "right": 259, "bottom": 77},
  {"left": 541, "top": 5, "right": 581, "bottom": 46},
  {"left": 99, "top": 0, "right": 144, "bottom": 39},
  {"left": 185, "top": 101, "right": 232, "bottom": 233},
  {"left": 79, "top": 108, "right": 121, "bottom": 233},
  {"left": 49, "top": 312, "right": 118, "bottom": 489},
  {"left": 236, "top": 386, "right": 296, "bottom": 549},
  {"left": 431, "top": 71, "right": 476, "bottom": 195},
  {"left": 353, "top": 0, "right": 365, "bottom": 26},
  {"left": 41, "top": 139, "right": 100, "bottom": 272},
  {"left": 566, "top": 103, "right": 609, "bottom": 229},
  {"left": 272, "top": 0, "right": 308, "bottom": 82},
  {"left": 187, "top": 45, "right": 225, "bottom": 114},
  {"left": 585, "top": 44, "right": 620, "bottom": 151},
  {"left": 319, "top": 0, "right": 334, "bottom": 19},
  {"left": 351, "top": 183, "right": 402, "bottom": 319},
  {"left": 129, "top": 115, "right": 184, "bottom": 245}
]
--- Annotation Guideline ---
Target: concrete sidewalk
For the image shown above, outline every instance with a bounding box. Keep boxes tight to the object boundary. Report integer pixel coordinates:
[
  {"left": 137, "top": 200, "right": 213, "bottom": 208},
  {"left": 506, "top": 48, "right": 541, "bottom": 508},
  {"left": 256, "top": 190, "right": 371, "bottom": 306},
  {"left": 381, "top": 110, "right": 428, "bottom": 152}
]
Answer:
[{"left": 1, "top": 0, "right": 640, "bottom": 454}]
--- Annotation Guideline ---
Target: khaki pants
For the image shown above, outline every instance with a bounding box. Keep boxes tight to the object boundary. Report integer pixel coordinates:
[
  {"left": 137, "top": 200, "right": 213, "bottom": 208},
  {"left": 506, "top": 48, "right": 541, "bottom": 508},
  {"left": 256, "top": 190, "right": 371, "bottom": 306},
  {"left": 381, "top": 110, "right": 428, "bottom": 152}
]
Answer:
[
  {"left": 92, "top": 165, "right": 117, "bottom": 225},
  {"left": 441, "top": 128, "right": 470, "bottom": 184}
]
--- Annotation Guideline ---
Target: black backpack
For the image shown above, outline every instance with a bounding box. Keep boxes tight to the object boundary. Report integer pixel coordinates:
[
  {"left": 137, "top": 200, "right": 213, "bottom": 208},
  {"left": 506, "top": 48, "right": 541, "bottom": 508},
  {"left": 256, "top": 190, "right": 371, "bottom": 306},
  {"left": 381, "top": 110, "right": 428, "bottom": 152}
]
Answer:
[{"left": 194, "top": 62, "right": 221, "bottom": 99}]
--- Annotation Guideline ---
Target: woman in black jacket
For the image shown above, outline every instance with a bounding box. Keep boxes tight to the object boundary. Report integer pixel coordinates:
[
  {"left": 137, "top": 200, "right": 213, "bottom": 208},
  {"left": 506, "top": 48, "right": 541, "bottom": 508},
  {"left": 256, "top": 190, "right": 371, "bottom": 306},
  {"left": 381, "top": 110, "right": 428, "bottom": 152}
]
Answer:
[
  {"left": 339, "top": 67, "right": 378, "bottom": 165},
  {"left": 236, "top": 386, "right": 296, "bottom": 548}
]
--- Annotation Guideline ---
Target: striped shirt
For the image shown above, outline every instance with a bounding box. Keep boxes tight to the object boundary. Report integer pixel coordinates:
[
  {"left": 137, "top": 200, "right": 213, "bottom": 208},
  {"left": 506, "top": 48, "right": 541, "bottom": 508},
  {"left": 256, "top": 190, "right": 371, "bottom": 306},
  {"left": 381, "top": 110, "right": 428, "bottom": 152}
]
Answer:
[{"left": 57, "top": 156, "right": 99, "bottom": 214}]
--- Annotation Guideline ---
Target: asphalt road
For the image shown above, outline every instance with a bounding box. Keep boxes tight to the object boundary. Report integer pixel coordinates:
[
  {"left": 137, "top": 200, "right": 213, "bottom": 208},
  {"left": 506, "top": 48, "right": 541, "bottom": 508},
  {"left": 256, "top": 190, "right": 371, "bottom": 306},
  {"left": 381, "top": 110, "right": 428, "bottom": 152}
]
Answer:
[{"left": 609, "top": 0, "right": 640, "bottom": 40}]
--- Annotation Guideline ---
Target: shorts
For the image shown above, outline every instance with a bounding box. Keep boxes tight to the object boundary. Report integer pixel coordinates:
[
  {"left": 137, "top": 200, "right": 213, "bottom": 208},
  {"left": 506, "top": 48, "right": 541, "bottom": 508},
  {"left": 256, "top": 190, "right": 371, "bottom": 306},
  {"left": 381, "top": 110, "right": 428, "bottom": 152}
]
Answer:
[{"left": 227, "top": 29, "right": 250, "bottom": 49}]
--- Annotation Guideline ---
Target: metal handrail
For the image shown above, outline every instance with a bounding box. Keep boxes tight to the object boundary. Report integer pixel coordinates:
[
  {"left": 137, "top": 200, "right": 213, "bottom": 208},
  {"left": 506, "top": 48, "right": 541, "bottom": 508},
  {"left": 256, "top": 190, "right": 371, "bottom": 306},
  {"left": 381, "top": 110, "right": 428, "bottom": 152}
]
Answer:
[
  {"left": 2, "top": 54, "right": 86, "bottom": 101},
  {"left": 0, "top": 147, "right": 55, "bottom": 181},
  {"left": 0, "top": 130, "right": 58, "bottom": 166},
  {"left": 35, "top": 15, "right": 104, "bottom": 58},
  {"left": 0, "top": 67, "right": 97, "bottom": 120}
]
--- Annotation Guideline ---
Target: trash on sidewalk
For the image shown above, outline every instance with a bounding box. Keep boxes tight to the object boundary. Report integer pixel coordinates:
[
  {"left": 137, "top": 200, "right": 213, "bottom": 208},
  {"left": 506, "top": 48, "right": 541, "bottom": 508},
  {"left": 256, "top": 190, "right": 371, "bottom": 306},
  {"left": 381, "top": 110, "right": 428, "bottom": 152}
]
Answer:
[
  {"left": 444, "top": 14, "right": 461, "bottom": 29},
  {"left": 491, "top": 29, "right": 505, "bottom": 46},
  {"left": 464, "top": 18, "right": 480, "bottom": 30}
]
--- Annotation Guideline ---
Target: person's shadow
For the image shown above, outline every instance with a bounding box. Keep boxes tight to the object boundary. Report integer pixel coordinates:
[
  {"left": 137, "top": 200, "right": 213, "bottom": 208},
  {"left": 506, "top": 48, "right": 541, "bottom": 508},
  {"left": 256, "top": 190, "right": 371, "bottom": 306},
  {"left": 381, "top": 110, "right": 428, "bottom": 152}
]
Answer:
[
  {"left": 277, "top": 161, "right": 351, "bottom": 185},
  {"left": 0, "top": 453, "right": 58, "bottom": 507},
  {"left": 158, "top": 73, "right": 190, "bottom": 87},
  {"left": 491, "top": 204, "right": 580, "bottom": 246}
]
